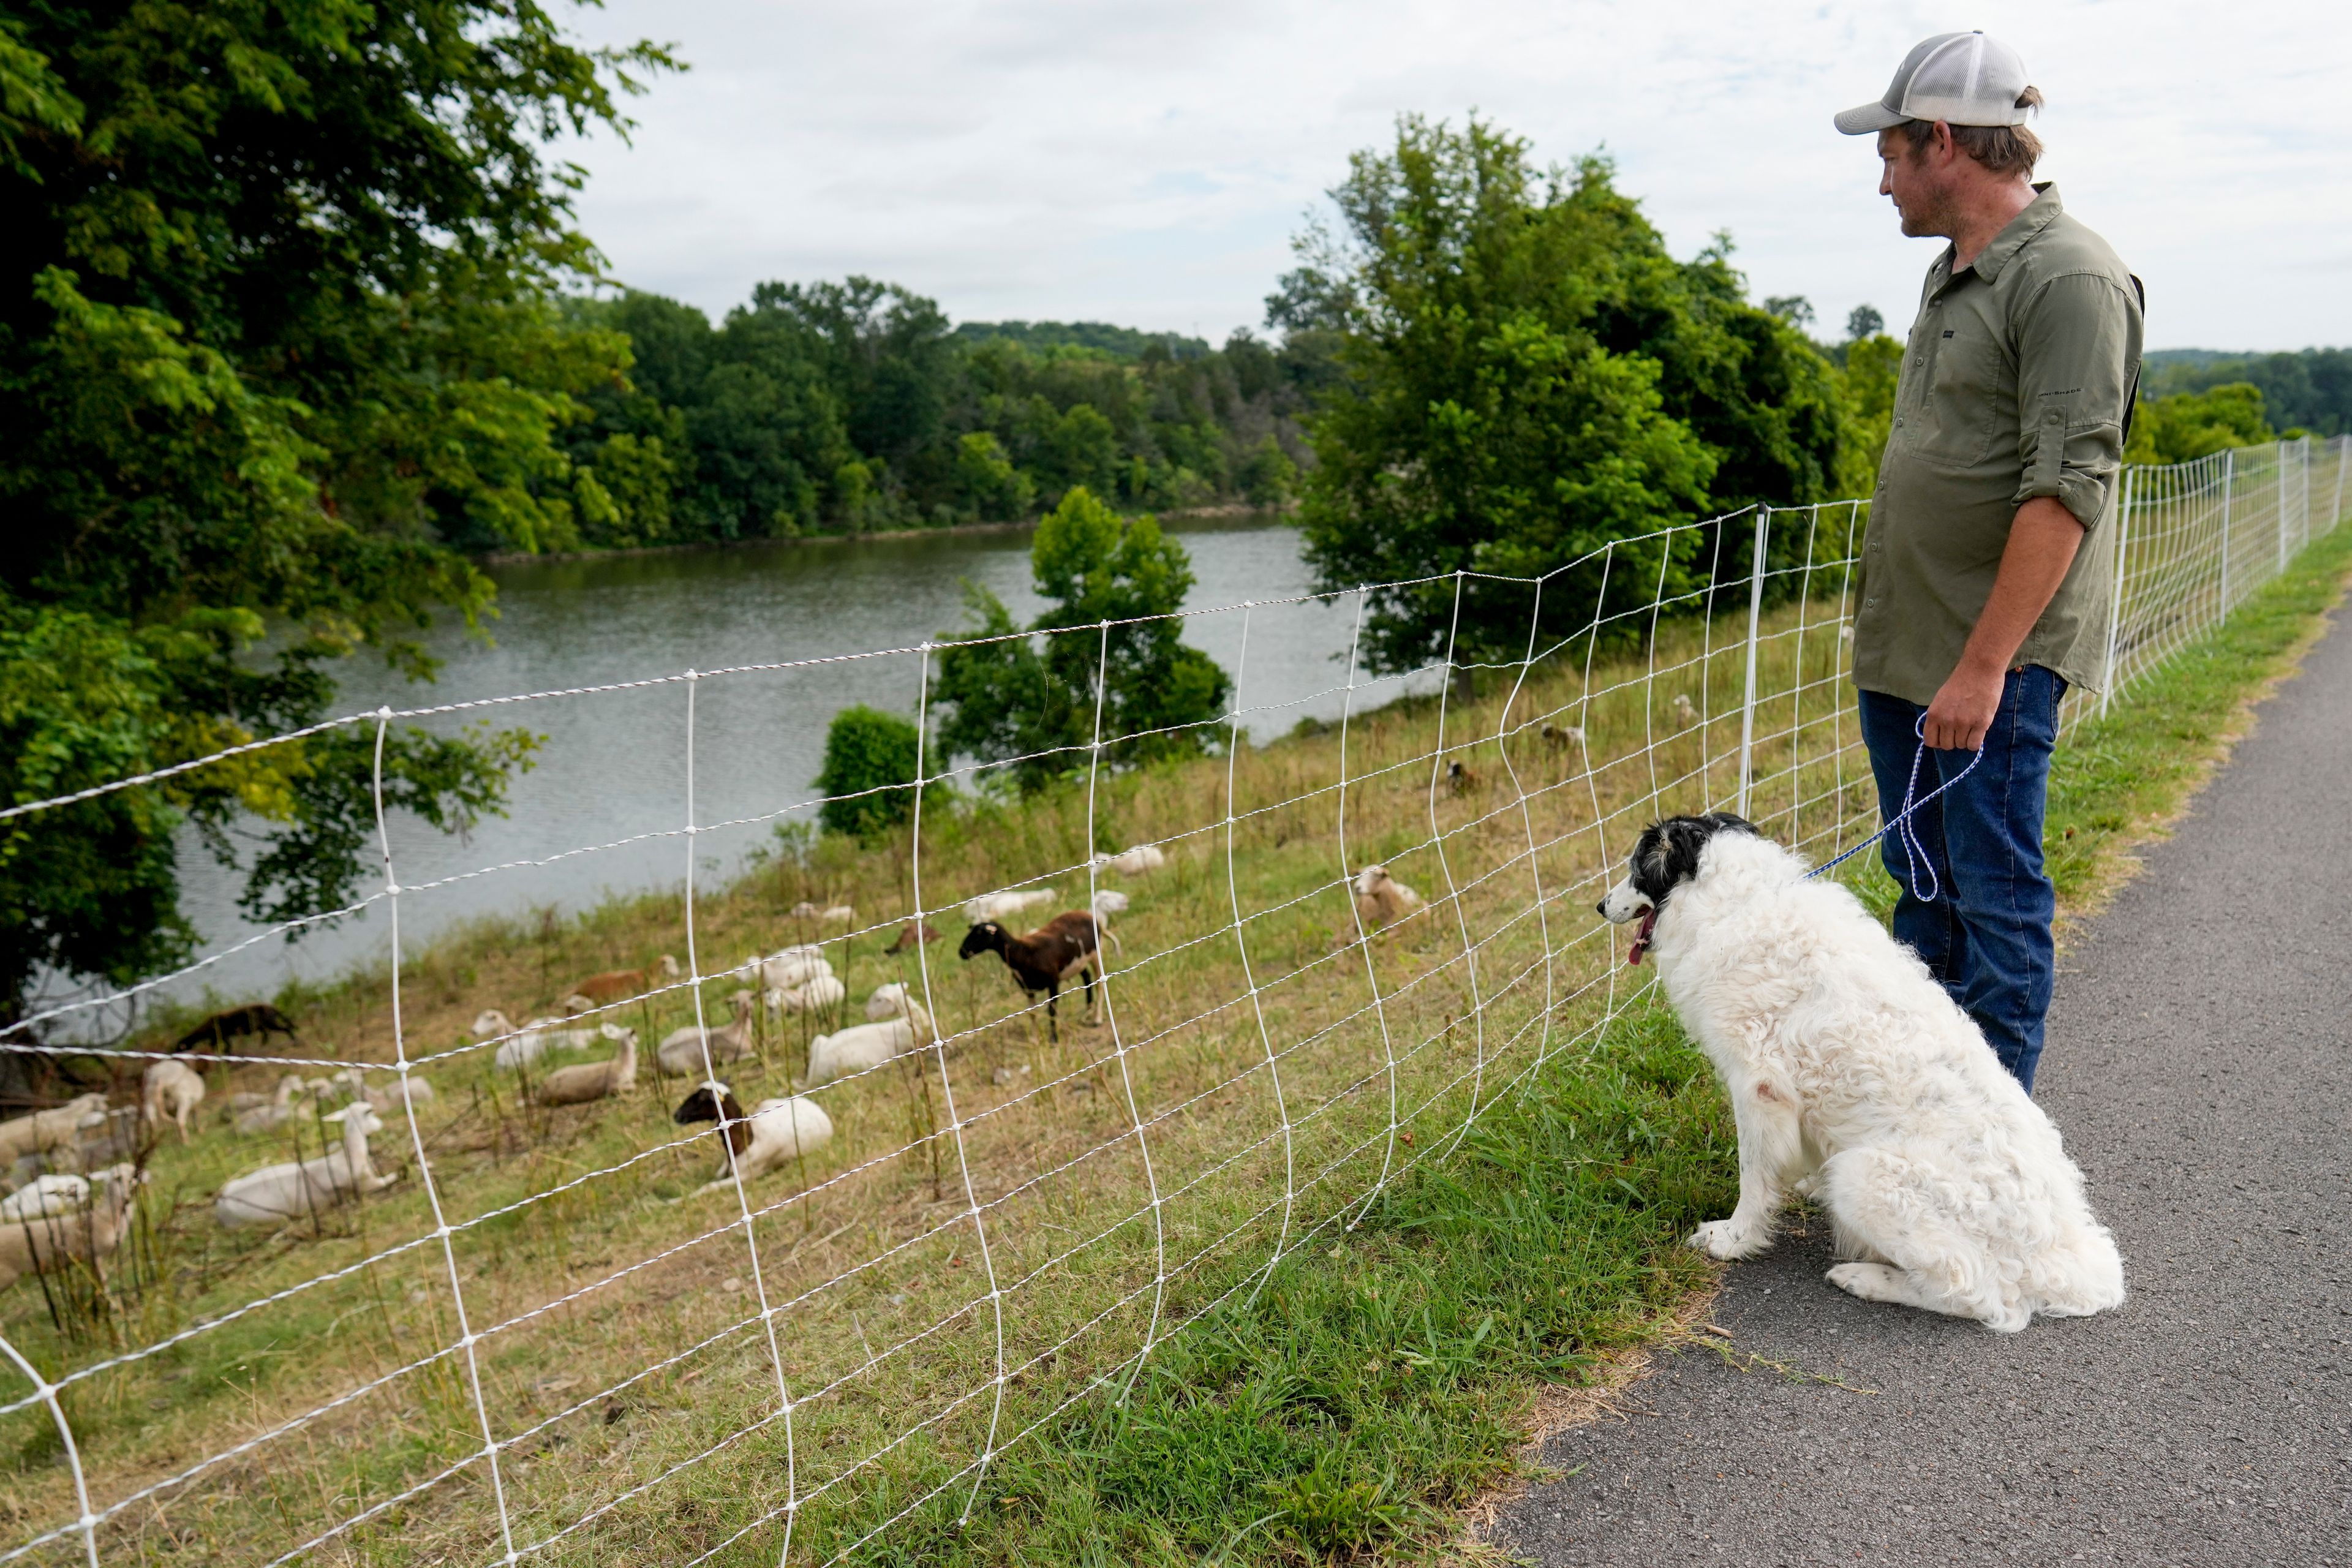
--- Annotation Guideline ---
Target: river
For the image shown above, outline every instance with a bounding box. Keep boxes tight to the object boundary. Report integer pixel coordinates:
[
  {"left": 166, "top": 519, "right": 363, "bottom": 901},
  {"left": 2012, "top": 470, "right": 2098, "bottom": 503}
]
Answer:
[{"left": 148, "top": 515, "right": 1426, "bottom": 1018}]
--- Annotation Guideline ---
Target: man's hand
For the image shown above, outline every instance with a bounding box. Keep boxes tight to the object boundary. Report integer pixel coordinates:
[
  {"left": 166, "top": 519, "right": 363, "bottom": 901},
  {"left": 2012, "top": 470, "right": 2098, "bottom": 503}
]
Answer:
[
  {"left": 1923, "top": 660, "right": 2009, "bottom": 751},
  {"left": 1929, "top": 497, "right": 2086, "bottom": 751}
]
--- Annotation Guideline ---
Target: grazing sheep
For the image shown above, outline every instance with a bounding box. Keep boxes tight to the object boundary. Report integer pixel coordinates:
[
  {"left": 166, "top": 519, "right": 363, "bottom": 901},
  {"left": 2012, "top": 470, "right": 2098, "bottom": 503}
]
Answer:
[
  {"left": 529, "top": 1027, "right": 638, "bottom": 1107},
  {"left": 746, "top": 946, "right": 829, "bottom": 992},
  {"left": 1539, "top": 722, "right": 1585, "bottom": 755},
  {"left": 562, "top": 955, "right": 680, "bottom": 1011},
  {"left": 1445, "top": 758, "right": 1480, "bottom": 794},
  {"left": 475, "top": 1009, "right": 606, "bottom": 1071},
  {"left": 0, "top": 1175, "right": 140, "bottom": 1292},
  {"left": 767, "top": 973, "right": 846, "bottom": 1016},
  {"left": 172, "top": 1003, "right": 299, "bottom": 1055},
  {"left": 883, "top": 921, "right": 939, "bottom": 955},
  {"left": 1091, "top": 844, "right": 1167, "bottom": 876},
  {"left": 656, "top": 992, "right": 758, "bottom": 1077},
  {"left": 959, "top": 913, "right": 1102, "bottom": 1041},
  {"left": 142, "top": 1060, "right": 206, "bottom": 1144},
  {"left": 233, "top": 1074, "right": 315, "bottom": 1136},
  {"left": 963, "top": 887, "right": 1057, "bottom": 924},
  {"left": 673, "top": 1086, "right": 834, "bottom": 1196},
  {"left": 816, "top": 904, "right": 856, "bottom": 925},
  {"left": 0, "top": 1095, "right": 110, "bottom": 1167},
  {"left": 0, "top": 1164, "right": 138, "bottom": 1224},
  {"left": 1352, "top": 865, "right": 1424, "bottom": 932},
  {"left": 805, "top": 1001, "right": 935, "bottom": 1088},
  {"left": 216, "top": 1105, "right": 396, "bottom": 1227},
  {"left": 1672, "top": 693, "right": 1698, "bottom": 729}
]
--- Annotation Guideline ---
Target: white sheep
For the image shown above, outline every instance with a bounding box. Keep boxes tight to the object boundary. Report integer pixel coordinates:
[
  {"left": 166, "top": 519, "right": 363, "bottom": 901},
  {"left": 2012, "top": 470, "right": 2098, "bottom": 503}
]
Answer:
[
  {"left": 766, "top": 973, "right": 846, "bottom": 1015},
  {"left": 475, "top": 1009, "right": 605, "bottom": 1071},
  {"left": 0, "top": 1163, "right": 138, "bottom": 1224},
  {"left": 143, "top": 1059, "right": 206, "bottom": 1144},
  {"left": 234, "top": 1073, "right": 315, "bottom": 1136},
  {"left": 1352, "top": 864, "right": 1425, "bottom": 932},
  {"left": 963, "top": 886, "right": 1058, "bottom": 924},
  {"left": 0, "top": 1174, "right": 140, "bottom": 1292},
  {"left": 673, "top": 1085, "right": 834, "bottom": 1196},
  {"left": 215, "top": 1105, "right": 396, "bottom": 1227},
  {"left": 656, "top": 991, "right": 758, "bottom": 1077},
  {"left": 324, "top": 1066, "right": 437, "bottom": 1114},
  {"left": 0, "top": 1094, "right": 109, "bottom": 1167},
  {"left": 1091, "top": 843, "right": 1167, "bottom": 875},
  {"left": 864, "top": 981, "right": 912, "bottom": 1021},
  {"left": 745, "top": 946, "right": 829, "bottom": 992},
  {"left": 816, "top": 904, "right": 856, "bottom": 925},
  {"left": 529, "top": 1027, "right": 637, "bottom": 1107},
  {"left": 806, "top": 1000, "right": 933, "bottom": 1088}
]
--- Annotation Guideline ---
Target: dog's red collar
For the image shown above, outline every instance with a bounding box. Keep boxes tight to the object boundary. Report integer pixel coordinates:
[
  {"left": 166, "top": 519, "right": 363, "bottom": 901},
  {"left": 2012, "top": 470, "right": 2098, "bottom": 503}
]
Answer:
[{"left": 1627, "top": 907, "right": 1659, "bottom": 967}]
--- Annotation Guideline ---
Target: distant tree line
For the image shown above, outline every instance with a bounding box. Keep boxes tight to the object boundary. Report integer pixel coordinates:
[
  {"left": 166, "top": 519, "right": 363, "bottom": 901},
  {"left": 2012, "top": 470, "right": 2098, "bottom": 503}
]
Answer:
[
  {"left": 529, "top": 287, "right": 1325, "bottom": 552},
  {"left": 2140, "top": 348, "right": 2350, "bottom": 440}
]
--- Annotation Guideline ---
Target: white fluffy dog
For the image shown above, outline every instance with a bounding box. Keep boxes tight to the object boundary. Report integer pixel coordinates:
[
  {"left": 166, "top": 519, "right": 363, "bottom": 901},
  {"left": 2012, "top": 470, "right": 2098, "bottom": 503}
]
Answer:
[{"left": 1598, "top": 812, "right": 2125, "bottom": 1333}]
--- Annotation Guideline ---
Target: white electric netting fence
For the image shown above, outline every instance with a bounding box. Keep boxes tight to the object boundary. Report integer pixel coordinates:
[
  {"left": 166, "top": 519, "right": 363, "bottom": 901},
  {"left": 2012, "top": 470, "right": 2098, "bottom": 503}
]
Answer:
[{"left": 0, "top": 435, "right": 2342, "bottom": 1566}]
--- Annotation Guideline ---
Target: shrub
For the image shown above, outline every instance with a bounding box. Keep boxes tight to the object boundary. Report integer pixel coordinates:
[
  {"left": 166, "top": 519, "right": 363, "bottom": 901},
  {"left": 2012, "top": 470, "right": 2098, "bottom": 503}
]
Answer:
[{"left": 813, "top": 705, "right": 932, "bottom": 837}]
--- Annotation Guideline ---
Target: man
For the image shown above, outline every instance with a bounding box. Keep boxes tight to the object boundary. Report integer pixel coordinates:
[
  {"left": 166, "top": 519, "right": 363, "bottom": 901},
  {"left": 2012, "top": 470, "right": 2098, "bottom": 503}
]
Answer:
[{"left": 1836, "top": 32, "right": 2143, "bottom": 1093}]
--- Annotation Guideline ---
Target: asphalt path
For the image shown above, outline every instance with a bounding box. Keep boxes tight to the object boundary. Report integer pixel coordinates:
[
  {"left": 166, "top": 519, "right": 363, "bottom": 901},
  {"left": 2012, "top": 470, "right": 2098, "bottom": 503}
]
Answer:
[{"left": 1495, "top": 609, "right": 2352, "bottom": 1567}]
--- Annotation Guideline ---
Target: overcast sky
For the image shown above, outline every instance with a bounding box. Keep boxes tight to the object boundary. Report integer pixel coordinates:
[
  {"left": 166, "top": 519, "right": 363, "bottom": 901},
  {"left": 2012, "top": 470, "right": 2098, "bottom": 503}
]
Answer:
[{"left": 557, "top": 0, "right": 2351, "bottom": 353}]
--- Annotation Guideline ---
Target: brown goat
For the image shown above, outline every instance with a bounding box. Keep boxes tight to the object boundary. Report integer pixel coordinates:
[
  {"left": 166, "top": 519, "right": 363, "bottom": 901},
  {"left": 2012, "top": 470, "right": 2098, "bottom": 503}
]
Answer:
[
  {"left": 959, "top": 913, "right": 1101, "bottom": 1039},
  {"left": 564, "top": 954, "right": 680, "bottom": 1009}
]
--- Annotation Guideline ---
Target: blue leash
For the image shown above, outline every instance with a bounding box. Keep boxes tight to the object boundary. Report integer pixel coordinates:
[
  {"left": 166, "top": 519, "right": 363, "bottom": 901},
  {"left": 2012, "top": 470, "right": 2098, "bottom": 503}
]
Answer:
[{"left": 1806, "top": 714, "right": 1983, "bottom": 900}]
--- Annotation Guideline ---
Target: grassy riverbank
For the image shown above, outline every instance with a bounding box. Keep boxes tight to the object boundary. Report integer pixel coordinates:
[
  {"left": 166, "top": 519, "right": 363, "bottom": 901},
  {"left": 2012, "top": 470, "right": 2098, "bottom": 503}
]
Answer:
[{"left": 4, "top": 516, "right": 2345, "bottom": 1565}]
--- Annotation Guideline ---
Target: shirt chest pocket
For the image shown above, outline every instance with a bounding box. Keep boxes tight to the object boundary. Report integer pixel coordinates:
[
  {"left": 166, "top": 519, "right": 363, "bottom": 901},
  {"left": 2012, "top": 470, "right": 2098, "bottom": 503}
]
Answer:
[{"left": 1911, "top": 300, "right": 2010, "bottom": 469}]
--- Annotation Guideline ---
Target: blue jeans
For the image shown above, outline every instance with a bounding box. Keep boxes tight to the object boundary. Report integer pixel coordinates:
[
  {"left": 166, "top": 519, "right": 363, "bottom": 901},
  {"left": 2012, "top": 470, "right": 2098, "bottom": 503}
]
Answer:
[{"left": 1856, "top": 667, "right": 2067, "bottom": 1093}]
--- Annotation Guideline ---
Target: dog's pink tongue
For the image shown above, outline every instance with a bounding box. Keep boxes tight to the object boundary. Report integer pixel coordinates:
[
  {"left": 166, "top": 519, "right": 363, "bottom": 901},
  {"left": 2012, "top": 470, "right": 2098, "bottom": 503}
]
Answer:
[{"left": 1627, "top": 909, "right": 1658, "bottom": 967}]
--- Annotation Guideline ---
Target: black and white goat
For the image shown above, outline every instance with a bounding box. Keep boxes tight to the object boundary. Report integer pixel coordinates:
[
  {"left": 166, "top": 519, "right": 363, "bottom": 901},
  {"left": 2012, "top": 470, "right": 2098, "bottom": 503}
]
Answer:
[{"left": 959, "top": 911, "right": 1102, "bottom": 1039}]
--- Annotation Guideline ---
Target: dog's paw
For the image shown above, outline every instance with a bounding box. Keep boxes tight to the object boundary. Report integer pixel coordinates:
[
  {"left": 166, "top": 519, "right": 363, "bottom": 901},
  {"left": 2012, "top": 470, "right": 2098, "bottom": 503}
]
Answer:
[
  {"left": 1825, "top": 1262, "right": 1905, "bottom": 1302},
  {"left": 1687, "top": 1219, "right": 1766, "bottom": 1260}
]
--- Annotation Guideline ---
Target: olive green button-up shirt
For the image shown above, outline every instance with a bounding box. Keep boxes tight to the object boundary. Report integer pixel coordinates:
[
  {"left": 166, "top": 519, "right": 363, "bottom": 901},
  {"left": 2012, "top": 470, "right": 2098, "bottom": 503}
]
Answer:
[{"left": 1852, "top": 184, "right": 2143, "bottom": 706}]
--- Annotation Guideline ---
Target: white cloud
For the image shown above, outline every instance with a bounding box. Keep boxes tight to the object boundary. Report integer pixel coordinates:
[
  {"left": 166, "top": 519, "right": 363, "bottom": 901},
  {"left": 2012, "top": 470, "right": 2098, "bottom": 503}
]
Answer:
[{"left": 560, "top": 0, "right": 2352, "bottom": 350}]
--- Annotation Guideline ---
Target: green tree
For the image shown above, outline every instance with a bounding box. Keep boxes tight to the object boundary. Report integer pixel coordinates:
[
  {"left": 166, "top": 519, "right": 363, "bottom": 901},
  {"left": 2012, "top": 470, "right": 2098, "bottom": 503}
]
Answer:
[
  {"left": 932, "top": 488, "right": 1229, "bottom": 792},
  {"left": 1834, "top": 333, "right": 1903, "bottom": 496},
  {"left": 1288, "top": 116, "right": 1852, "bottom": 674},
  {"left": 813, "top": 706, "right": 934, "bottom": 838},
  {"left": 2125, "top": 382, "right": 2276, "bottom": 464},
  {"left": 954, "top": 432, "right": 1036, "bottom": 521},
  {"left": 0, "top": 1, "right": 665, "bottom": 1052}
]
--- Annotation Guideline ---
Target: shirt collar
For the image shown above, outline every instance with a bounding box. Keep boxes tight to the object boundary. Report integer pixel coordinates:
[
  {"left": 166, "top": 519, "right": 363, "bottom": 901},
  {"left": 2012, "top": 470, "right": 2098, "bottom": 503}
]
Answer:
[{"left": 1936, "top": 183, "right": 2062, "bottom": 287}]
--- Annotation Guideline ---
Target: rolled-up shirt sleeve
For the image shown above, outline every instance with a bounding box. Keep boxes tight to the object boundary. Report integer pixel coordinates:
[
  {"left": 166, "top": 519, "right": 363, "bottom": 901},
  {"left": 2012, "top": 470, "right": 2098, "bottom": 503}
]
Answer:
[{"left": 2013, "top": 271, "right": 2139, "bottom": 529}]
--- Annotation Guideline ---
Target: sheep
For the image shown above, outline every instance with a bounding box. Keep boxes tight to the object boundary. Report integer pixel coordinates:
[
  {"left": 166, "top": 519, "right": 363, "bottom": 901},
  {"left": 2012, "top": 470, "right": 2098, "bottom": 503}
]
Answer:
[
  {"left": 323, "top": 1068, "right": 439, "bottom": 1114},
  {"left": 805, "top": 1000, "right": 935, "bottom": 1088},
  {"left": 864, "top": 982, "right": 911, "bottom": 1021},
  {"left": 0, "top": 1164, "right": 138, "bottom": 1224},
  {"left": 1445, "top": 758, "right": 1480, "bottom": 794},
  {"left": 816, "top": 905, "right": 856, "bottom": 925},
  {"left": 233, "top": 1074, "right": 315, "bottom": 1136},
  {"left": 959, "top": 913, "right": 1102, "bottom": 1041},
  {"left": 656, "top": 992, "right": 758, "bottom": 1077},
  {"left": 529, "top": 1027, "right": 637, "bottom": 1107},
  {"left": 0, "top": 1174, "right": 140, "bottom": 1292},
  {"left": 143, "top": 1059, "right": 206, "bottom": 1144},
  {"left": 963, "top": 887, "right": 1057, "bottom": 924},
  {"left": 475, "top": 1009, "right": 606, "bottom": 1071},
  {"left": 1539, "top": 722, "right": 1585, "bottom": 756},
  {"left": 561, "top": 955, "right": 680, "bottom": 1011},
  {"left": 215, "top": 1105, "right": 396, "bottom": 1227},
  {"left": 0, "top": 1095, "right": 110, "bottom": 1167},
  {"left": 766, "top": 973, "right": 845, "bottom": 1016},
  {"left": 673, "top": 1086, "right": 833, "bottom": 1196},
  {"left": 1088, "top": 889, "right": 1130, "bottom": 954},
  {"left": 1090, "top": 843, "right": 1167, "bottom": 876},
  {"left": 883, "top": 921, "right": 939, "bottom": 955},
  {"left": 745, "top": 946, "right": 829, "bottom": 992},
  {"left": 172, "top": 1003, "right": 298, "bottom": 1055},
  {"left": 1672, "top": 693, "right": 1698, "bottom": 729},
  {"left": 1352, "top": 865, "right": 1424, "bottom": 932}
]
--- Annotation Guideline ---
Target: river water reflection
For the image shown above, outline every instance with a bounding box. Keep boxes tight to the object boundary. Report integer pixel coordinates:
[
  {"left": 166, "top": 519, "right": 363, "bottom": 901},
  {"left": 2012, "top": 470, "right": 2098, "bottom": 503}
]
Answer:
[{"left": 163, "top": 516, "right": 1430, "bottom": 1009}]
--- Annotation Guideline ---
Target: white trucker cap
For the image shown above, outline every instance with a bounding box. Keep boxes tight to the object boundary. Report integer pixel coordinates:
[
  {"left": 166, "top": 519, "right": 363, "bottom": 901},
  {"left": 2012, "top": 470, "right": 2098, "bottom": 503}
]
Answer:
[{"left": 1834, "top": 31, "right": 2035, "bottom": 135}]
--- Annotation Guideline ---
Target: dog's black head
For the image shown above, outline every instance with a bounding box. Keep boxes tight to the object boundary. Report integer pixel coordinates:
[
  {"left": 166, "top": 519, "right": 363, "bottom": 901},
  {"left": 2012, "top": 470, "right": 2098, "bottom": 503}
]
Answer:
[{"left": 1595, "top": 812, "right": 1757, "bottom": 964}]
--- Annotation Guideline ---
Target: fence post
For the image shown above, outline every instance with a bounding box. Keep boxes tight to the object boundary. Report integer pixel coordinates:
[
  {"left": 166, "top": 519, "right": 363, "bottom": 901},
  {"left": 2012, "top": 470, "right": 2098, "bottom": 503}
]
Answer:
[
  {"left": 2100, "top": 464, "right": 2136, "bottom": 720},
  {"left": 2278, "top": 438, "right": 2291, "bottom": 575},
  {"left": 2218, "top": 447, "right": 2235, "bottom": 611},
  {"left": 1735, "top": 506, "right": 1768, "bottom": 818},
  {"left": 2334, "top": 434, "right": 2348, "bottom": 530}
]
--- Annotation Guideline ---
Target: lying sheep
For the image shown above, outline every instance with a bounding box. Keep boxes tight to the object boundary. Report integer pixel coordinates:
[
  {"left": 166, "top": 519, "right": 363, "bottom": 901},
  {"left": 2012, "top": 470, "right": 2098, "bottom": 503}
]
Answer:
[
  {"left": 673, "top": 1085, "right": 834, "bottom": 1196},
  {"left": 0, "top": 1174, "right": 140, "bottom": 1292},
  {"left": 805, "top": 1000, "right": 935, "bottom": 1088},
  {"left": 745, "top": 946, "right": 829, "bottom": 992},
  {"left": 216, "top": 1105, "right": 397, "bottom": 1227},
  {"left": 656, "top": 992, "right": 758, "bottom": 1077},
  {"left": 1352, "top": 865, "right": 1424, "bottom": 932},
  {"left": 0, "top": 1163, "right": 138, "bottom": 1224},
  {"left": 143, "top": 1059, "right": 206, "bottom": 1144},
  {"left": 963, "top": 886, "right": 1057, "bottom": 924},
  {"left": 0, "top": 1095, "right": 109, "bottom": 1168},
  {"left": 234, "top": 1073, "right": 314, "bottom": 1135},
  {"left": 1091, "top": 843, "right": 1167, "bottom": 876},
  {"left": 562, "top": 954, "right": 680, "bottom": 1012},
  {"left": 529, "top": 1027, "right": 636, "bottom": 1107},
  {"left": 475, "top": 1009, "right": 605, "bottom": 1071},
  {"left": 766, "top": 973, "right": 845, "bottom": 1016}
]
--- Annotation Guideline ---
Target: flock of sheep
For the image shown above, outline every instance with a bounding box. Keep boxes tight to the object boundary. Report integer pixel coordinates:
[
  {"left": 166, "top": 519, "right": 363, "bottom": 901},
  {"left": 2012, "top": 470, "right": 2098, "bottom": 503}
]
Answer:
[{"left": 0, "top": 839, "right": 1435, "bottom": 1305}]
